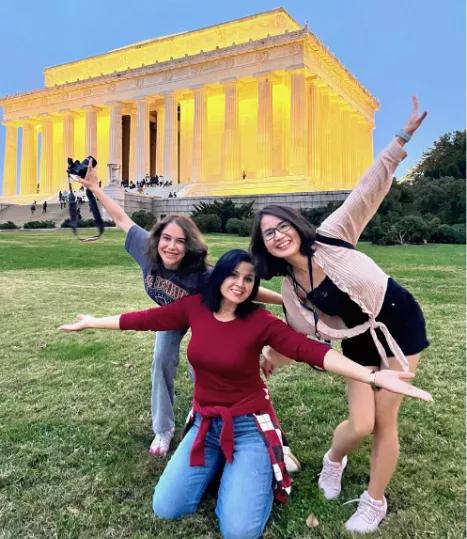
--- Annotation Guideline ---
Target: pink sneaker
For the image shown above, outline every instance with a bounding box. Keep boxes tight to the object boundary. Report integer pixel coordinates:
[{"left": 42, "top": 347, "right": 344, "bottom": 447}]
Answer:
[
  {"left": 149, "top": 428, "right": 175, "bottom": 458},
  {"left": 318, "top": 450, "right": 347, "bottom": 499},
  {"left": 344, "top": 490, "right": 388, "bottom": 533}
]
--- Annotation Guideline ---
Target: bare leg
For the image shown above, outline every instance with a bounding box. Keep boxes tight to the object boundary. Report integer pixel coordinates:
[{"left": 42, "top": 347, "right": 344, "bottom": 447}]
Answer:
[
  {"left": 367, "top": 354, "right": 420, "bottom": 500},
  {"left": 329, "top": 367, "right": 377, "bottom": 463}
]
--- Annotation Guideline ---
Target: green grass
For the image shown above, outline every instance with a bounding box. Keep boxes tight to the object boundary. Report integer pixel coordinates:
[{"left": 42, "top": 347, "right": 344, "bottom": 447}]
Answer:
[{"left": 0, "top": 229, "right": 465, "bottom": 538}]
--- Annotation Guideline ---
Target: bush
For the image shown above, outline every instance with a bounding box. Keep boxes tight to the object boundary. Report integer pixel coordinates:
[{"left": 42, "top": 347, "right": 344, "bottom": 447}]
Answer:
[
  {"left": 0, "top": 221, "right": 18, "bottom": 229},
  {"left": 23, "top": 220, "right": 55, "bottom": 229},
  {"left": 131, "top": 210, "right": 156, "bottom": 230},
  {"left": 225, "top": 218, "right": 243, "bottom": 234},
  {"left": 437, "top": 223, "right": 466, "bottom": 244},
  {"left": 61, "top": 219, "right": 116, "bottom": 228},
  {"left": 237, "top": 218, "right": 253, "bottom": 237},
  {"left": 192, "top": 199, "right": 254, "bottom": 232},
  {"left": 192, "top": 214, "right": 222, "bottom": 233},
  {"left": 301, "top": 202, "right": 341, "bottom": 226},
  {"left": 393, "top": 215, "right": 429, "bottom": 244}
]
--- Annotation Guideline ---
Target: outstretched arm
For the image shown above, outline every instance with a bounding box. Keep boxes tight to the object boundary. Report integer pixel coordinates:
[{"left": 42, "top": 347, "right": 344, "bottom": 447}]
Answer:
[
  {"left": 75, "top": 165, "right": 135, "bottom": 234},
  {"left": 60, "top": 314, "right": 120, "bottom": 331},
  {"left": 263, "top": 314, "right": 432, "bottom": 401},
  {"left": 318, "top": 96, "right": 428, "bottom": 245},
  {"left": 60, "top": 297, "right": 191, "bottom": 333},
  {"left": 255, "top": 286, "right": 282, "bottom": 305},
  {"left": 322, "top": 349, "right": 431, "bottom": 401}
]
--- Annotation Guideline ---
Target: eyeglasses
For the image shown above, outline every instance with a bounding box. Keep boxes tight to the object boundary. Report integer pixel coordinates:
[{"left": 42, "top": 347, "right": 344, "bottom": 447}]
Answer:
[{"left": 262, "top": 221, "right": 292, "bottom": 242}]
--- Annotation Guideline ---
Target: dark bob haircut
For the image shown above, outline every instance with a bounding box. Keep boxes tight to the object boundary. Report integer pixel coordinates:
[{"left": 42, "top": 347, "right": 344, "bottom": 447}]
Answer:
[
  {"left": 146, "top": 214, "right": 208, "bottom": 275},
  {"left": 201, "top": 249, "right": 260, "bottom": 318},
  {"left": 250, "top": 205, "right": 316, "bottom": 280}
]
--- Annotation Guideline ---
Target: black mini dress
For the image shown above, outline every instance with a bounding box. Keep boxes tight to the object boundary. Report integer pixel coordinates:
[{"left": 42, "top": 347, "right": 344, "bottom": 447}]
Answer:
[{"left": 309, "top": 277, "right": 429, "bottom": 367}]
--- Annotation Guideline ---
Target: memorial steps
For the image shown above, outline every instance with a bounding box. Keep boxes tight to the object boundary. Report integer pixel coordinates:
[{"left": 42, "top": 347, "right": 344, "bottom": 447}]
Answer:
[
  {"left": 179, "top": 176, "right": 327, "bottom": 197},
  {"left": 0, "top": 202, "right": 93, "bottom": 226}
]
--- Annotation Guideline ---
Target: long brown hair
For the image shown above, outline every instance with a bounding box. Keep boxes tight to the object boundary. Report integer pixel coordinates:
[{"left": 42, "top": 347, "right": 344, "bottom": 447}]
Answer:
[{"left": 146, "top": 215, "right": 208, "bottom": 275}]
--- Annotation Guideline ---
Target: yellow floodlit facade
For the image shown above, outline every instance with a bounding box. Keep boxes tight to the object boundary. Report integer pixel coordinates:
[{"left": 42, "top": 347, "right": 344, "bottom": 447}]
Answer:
[{"left": 0, "top": 8, "right": 378, "bottom": 200}]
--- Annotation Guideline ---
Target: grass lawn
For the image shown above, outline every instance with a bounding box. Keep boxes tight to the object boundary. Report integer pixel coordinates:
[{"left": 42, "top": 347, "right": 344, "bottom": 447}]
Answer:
[{"left": 0, "top": 229, "right": 465, "bottom": 538}]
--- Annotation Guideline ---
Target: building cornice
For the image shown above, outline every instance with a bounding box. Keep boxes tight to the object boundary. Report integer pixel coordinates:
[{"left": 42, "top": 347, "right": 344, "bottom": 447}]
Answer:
[{"left": 1, "top": 27, "right": 378, "bottom": 122}]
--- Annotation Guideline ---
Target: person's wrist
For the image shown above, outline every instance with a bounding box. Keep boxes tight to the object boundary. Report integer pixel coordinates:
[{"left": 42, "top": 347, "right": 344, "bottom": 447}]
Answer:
[
  {"left": 396, "top": 128, "right": 412, "bottom": 142},
  {"left": 368, "top": 369, "right": 381, "bottom": 391}
]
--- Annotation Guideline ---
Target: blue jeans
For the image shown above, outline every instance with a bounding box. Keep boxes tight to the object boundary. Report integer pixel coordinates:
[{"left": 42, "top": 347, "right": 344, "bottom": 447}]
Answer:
[
  {"left": 152, "top": 414, "right": 274, "bottom": 539},
  {"left": 151, "top": 329, "right": 187, "bottom": 434}
]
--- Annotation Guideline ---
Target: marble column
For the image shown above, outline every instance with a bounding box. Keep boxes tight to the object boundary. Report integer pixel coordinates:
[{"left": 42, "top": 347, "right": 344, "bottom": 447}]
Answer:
[
  {"left": 256, "top": 75, "right": 273, "bottom": 178},
  {"left": 2, "top": 122, "right": 18, "bottom": 197},
  {"left": 331, "top": 97, "right": 344, "bottom": 189},
  {"left": 20, "top": 121, "right": 37, "bottom": 195},
  {"left": 350, "top": 112, "right": 361, "bottom": 182},
  {"left": 223, "top": 79, "right": 240, "bottom": 180},
  {"left": 342, "top": 107, "right": 353, "bottom": 188},
  {"left": 62, "top": 112, "right": 74, "bottom": 162},
  {"left": 39, "top": 116, "right": 53, "bottom": 194},
  {"left": 319, "top": 88, "right": 331, "bottom": 185},
  {"left": 308, "top": 79, "right": 321, "bottom": 183},
  {"left": 155, "top": 106, "right": 165, "bottom": 176},
  {"left": 162, "top": 93, "right": 178, "bottom": 182},
  {"left": 134, "top": 98, "right": 150, "bottom": 181},
  {"left": 129, "top": 110, "right": 136, "bottom": 181},
  {"left": 191, "top": 87, "right": 206, "bottom": 182},
  {"left": 108, "top": 102, "right": 123, "bottom": 183},
  {"left": 289, "top": 70, "right": 307, "bottom": 176},
  {"left": 84, "top": 106, "right": 98, "bottom": 158}
]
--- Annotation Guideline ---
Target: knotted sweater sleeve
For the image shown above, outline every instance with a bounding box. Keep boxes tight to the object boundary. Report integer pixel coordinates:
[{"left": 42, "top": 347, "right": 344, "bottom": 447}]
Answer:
[
  {"left": 119, "top": 295, "right": 191, "bottom": 331},
  {"left": 261, "top": 310, "right": 330, "bottom": 369}
]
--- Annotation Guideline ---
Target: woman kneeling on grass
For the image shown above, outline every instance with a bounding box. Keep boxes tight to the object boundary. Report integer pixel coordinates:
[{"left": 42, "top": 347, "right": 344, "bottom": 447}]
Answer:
[{"left": 60, "top": 250, "right": 431, "bottom": 539}]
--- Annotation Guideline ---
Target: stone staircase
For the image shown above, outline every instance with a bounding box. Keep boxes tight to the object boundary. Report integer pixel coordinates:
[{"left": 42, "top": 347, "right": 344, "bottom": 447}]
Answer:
[
  {"left": 178, "top": 176, "right": 329, "bottom": 197},
  {"left": 0, "top": 202, "right": 94, "bottom": 227}
]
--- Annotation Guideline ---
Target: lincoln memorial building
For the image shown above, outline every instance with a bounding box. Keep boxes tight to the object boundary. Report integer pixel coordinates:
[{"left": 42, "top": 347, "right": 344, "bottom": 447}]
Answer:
[{"left": 0, "top": 8, "right": 378, "bottom": 201}]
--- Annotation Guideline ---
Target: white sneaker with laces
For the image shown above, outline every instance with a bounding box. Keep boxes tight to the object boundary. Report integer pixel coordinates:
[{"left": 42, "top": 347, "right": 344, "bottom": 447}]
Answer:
[
  {"left": 149, "top": 428, "right": 175, "bottom": 458},
  {"left": 344, "top": 490, "right": 387, "bottom": 533},
  {"left": 283, "top": 446, "right": 301, "bottom": 474},
  {"left": 318, "top": 449, "right": 348, "bottom": 499}
]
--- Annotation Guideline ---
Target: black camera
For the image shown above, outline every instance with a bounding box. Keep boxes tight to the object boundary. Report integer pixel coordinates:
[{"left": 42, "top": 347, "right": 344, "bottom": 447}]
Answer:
[{"left": 67, "top": 156, "right": 97, "bottom": 179}]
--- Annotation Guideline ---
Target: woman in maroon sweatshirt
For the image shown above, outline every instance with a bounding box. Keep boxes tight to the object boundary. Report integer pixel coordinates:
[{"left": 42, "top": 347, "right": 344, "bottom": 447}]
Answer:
[{"left": 60, "top": 249, "right": 430, "bottom": 539}]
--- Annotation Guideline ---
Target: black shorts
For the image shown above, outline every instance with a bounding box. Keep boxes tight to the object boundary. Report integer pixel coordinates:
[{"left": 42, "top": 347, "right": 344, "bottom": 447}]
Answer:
[{"left": 341, "top": 278, "right": 429, "bottom": 367}]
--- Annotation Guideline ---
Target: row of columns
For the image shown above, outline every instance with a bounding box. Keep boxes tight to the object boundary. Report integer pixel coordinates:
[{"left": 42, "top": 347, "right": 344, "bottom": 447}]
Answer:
[{"left": 2, "top": 71, "right": 373, "bottom": 197}]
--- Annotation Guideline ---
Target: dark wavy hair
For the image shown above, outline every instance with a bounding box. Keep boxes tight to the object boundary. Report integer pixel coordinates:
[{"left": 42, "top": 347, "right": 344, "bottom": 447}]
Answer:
[
  {"left": 201, "top": 249, "right": 260, "bottom": 318},
  {"left": 250, "top": 205, "right": 316, "bottom": 279},
  {"left": 146, "top": 215, "right": 208, "bottom": 275}
]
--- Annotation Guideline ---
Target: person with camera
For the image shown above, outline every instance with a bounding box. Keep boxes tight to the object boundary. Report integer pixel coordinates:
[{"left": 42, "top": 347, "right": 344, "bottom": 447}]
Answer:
[{"left": 75, "top": 166, "right": 283, "bottom": 462}]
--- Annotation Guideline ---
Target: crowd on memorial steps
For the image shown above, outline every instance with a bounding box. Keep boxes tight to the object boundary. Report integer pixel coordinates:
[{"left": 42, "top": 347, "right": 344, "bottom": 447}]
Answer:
[{"left": 53, "top": 97, "right": 446, "bottom": 538}]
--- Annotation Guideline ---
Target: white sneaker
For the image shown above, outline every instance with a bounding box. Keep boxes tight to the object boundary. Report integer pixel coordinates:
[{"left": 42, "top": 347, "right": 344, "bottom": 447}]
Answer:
[
  {"left": 283, "top": 446, "right": 301, "bottom": 474},
  {"left": 344, "top": 490, "right": 387, "bottom": 533},
  {"left": 318, "top": 450, "right": 348, "bottom": 499},
  {"left": 149, "top": 428, "right": 175, "bottom": 458}
]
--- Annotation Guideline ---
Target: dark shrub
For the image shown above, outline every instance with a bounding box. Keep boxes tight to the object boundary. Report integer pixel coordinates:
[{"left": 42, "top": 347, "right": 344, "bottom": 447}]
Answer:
[
  {"left": 225, "top": 218, "right": 243, "bottom": 234},
  {"left": 61, "top": 219, "right": 116, "bottom": 228},
  {"left": 131, "top": 210, "right": 156, "bottom": 230},
  {"left": 437, "top": 224, "right": 466, "bottom": 244},
  {"left": 192, "top": 214, "right": 222, "bottom": 233},
  {"left": 24, "top": 220, "right": 55, "bottom": 229},
  {"left": 237, "top": 218, "right": 253, "bottom": 237},
  {"left": 0, "top": 221, "right": 18, "bottom": 229},
  {"left": 192, "top": 199, "right": 254, "bottom": 232}
]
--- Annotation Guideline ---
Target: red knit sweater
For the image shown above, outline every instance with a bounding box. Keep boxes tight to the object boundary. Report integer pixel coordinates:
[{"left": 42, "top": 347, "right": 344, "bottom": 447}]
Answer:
[
  {"left": 120, "top": 295, "right": 330, "bottom": 469},
  {"left": 120, "top": 294, "right": 329, "bottom": 405}
]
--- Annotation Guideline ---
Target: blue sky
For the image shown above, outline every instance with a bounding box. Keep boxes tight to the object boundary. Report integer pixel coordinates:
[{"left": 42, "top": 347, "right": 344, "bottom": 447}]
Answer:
[{"left": 0, "top": 0, "right": 465, "bottom": 190}]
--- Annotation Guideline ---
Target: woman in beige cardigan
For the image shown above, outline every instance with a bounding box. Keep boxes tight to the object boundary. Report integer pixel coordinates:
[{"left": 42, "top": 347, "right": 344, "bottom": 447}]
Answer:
[{"left": 250, "top": 97, "right": 428, "bottom": 534}]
